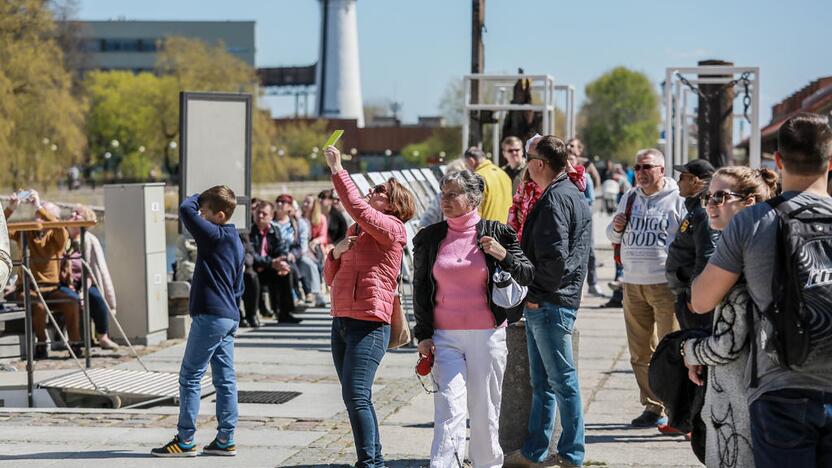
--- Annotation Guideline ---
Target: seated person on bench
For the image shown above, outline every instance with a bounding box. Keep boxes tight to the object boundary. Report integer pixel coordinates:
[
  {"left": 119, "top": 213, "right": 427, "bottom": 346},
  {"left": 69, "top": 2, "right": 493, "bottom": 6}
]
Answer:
[
  {"left": 65, "top": 205, "right": 119, "bottom": 350},
  {"left": 5, "top": 190, "right": 82, "bottom": 359}
]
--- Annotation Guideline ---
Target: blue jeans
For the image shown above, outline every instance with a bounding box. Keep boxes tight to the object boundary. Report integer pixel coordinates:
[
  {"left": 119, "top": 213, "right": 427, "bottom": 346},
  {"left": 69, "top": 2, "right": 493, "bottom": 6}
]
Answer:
[
  {"left": 749, "top": 388, "right": 832, "bottom": 468},
  {"left": 522, "top": 303, "right": 585, "bottom": 466},
  {"left": 331, "top": 317, "right": 390, "bottom": 468},
  {"left": 177, "top": 315, "right": 238, "bottom": 443},
  {"left": 87, "top": 286, "right": 109, "bottom": 335}
]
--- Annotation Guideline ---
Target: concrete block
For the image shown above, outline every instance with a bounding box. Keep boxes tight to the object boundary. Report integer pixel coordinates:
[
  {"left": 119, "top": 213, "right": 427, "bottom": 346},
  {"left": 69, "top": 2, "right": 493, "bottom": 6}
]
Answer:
[
  {"left": 168, "top": 315, "right": 191, "bottom": 339},
  {"left": 167, "top": 281, "right": 190, "bottom": 299},
  {"left": 168, "top": 281, "right": 190, "bottom": 316},
  {"left": 499, "top": 321, "right": 580, "bottom": 453},
  {"left": 0, "top": 334, "right": 22, "bottom": 362}
]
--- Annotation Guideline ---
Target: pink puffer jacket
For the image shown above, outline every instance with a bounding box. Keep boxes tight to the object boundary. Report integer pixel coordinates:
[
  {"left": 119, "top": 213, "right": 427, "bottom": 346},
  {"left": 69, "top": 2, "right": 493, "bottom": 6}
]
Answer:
[{"left": 324, "top": 170, "right": 406, "bottom": 323}]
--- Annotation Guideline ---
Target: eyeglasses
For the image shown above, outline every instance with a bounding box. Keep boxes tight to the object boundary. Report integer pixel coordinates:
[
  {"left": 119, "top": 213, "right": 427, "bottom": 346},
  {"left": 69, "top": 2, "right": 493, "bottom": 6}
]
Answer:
[
  {"left": 634, "top": 164, "right": 660, "bottom": 171},
  {"left": 370, "top": 184, "right": 388, "bottom": 196},
  {"left": 527, "top": 156, "right": 547, "bottom": 163},
  {"left": 440, "top": 191, "right": 464, "bottom": 200},
  {"left": 505, "top": 148, "right": 522, "bottom": 153},
  {"left": 701, "top": 190, "right": 747, "bottom": 208}
]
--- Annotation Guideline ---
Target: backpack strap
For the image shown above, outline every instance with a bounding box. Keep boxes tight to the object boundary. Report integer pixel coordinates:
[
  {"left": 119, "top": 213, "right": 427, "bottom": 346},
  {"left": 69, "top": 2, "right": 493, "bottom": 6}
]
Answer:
[
  {"left": 765, "top": 194, "right": 786, "bottom": 210},
  {"left": 746, "top": 298, "right": 758, "bottom": 388},
  {"left": 622, "top": 192, "right": 637, "bottom": 230}
]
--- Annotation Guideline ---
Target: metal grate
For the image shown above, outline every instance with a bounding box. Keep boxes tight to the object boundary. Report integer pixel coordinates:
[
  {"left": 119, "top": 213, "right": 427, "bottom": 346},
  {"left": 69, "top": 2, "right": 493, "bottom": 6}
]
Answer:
[
  {"left": 237, "top": 390, "right": 301, "bottom": 405},
  {"left": 38, "top": 369, "right": 212, "bottom": 399}
]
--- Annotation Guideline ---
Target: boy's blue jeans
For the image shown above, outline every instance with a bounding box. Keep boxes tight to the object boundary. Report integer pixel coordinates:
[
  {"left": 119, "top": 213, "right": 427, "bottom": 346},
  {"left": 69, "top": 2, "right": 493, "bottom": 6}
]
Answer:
[
  {"left": 522, "top": 303, "right": 585, "bottom": 466},
  {"left": 177, "top": 315, "right": 239, "bottom": 443}
]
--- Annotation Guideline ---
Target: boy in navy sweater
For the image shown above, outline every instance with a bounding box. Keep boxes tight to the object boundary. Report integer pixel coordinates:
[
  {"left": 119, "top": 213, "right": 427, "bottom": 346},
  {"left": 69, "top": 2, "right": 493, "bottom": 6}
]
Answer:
[{"left": 153, "top": 185, "right": 244, "bottom": 457}]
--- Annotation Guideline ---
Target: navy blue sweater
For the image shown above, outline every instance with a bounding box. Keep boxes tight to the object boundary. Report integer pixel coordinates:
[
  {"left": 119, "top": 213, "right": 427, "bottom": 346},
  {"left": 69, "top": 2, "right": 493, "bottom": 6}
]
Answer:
[{"left": 180, "top": 195, "right": 244, "bottom": 321}]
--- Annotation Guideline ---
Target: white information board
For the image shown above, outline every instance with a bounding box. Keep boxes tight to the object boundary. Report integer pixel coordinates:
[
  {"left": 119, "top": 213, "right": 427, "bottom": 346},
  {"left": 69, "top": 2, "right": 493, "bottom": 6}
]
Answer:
[{"left": 180, "top": 92, "right": 252, "bottom": 230}]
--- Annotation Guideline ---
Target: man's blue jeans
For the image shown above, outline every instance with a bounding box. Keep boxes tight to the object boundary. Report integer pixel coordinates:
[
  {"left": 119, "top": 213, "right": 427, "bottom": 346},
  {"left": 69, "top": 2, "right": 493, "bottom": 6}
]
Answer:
[
  {"left": 522, "top": 303, "right": 585, "bottom": 466},
  {"left": 749, "top": 388, "right": 832, "bottom": 468},
  {"left": 331, "top": 317, "right": 390, "bottom": 468},
  {"left": 177, "top": 315, "right": 238, "bottom": 443}
]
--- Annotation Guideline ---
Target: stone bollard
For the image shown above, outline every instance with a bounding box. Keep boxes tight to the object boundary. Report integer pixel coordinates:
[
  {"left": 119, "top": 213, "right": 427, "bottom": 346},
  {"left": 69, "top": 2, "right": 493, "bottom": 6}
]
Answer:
[
  {"left": 167, "top": 281, "right": 191, "bottom": 339},
  {"left": 499, "top": 321, "right": 580, "bottom": 453},
  {"left": 168, "top": 281, "right": 191, "bottom": 317}
]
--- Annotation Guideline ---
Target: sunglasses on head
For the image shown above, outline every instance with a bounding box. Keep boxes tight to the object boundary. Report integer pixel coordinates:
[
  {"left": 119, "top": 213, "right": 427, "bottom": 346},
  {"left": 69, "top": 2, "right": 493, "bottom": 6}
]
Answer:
[
  {"left": 634, "top": 163, "right": 660, "bottom": 171},
  {"left": 701, "top": 190, "right": 747, "bottom": 208},
  {"left": 371, "top": 184, "right": 388, "bottom": 195}
]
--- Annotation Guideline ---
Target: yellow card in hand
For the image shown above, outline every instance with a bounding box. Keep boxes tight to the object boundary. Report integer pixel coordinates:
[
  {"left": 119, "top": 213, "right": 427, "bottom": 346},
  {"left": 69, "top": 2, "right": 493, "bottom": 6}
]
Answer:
[{"left": 324, "top": 130, "right": 344, "bottom": 148}]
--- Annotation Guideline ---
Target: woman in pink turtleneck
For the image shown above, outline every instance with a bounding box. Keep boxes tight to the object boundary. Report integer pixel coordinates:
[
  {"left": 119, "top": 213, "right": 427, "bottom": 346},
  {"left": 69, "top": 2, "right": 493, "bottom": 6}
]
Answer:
[{"left": 413, "top": 170, "right": 534, "bottom": 468}]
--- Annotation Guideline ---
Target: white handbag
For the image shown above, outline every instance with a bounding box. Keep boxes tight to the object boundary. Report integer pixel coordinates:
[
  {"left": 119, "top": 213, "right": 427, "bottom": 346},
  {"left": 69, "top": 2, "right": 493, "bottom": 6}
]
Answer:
[{"left": 491, "top": 266, "right": 528, "bottom": 308}]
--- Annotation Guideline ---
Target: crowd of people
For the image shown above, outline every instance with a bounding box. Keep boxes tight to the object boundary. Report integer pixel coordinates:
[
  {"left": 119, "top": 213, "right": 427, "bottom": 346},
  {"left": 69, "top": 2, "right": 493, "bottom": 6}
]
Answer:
[
  {"left": 1, "top": 190, "right": 119, "bottom": 360},
  {"left": 3, "top": 112, "right": 831, "bottom": 467}
]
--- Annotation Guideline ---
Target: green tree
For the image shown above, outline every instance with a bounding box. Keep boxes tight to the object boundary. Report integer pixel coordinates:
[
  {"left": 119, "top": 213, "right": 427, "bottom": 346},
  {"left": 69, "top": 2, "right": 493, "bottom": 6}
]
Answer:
[
  {"left": 0, "top": 0, "right": 85, "bottom": 188},
  {"left": 401, "top": 128, "right": 461, "bottom": 166},
  {"left": 579, "top": 66, "right": 660, "bottom": 162},
  {"left": 84, "top": 36, "right": 310, "bottom": 182},
  {"left": 83, "top": 70, "right": 171, "bottom": 179}
]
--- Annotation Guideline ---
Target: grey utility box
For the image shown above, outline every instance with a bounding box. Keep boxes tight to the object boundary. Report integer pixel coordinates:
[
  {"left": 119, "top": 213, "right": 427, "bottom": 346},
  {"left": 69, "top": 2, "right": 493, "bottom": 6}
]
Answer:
[{"left": 104, "top": 183, "right": 168, "bottom": 345}]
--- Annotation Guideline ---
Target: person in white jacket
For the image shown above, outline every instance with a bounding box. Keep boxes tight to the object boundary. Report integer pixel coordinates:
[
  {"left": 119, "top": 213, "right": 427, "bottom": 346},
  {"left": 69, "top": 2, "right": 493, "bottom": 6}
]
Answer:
[{"left": 606, "top": 148, "right": 685, "bottom": 430}]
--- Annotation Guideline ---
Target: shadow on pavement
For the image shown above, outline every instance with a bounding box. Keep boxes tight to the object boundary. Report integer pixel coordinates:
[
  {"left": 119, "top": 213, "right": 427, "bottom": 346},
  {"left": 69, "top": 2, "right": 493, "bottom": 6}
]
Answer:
[
  {"left": 286, "top": 460, "right": 430, "bottom": 468},
  {"left": 0, "top": 450, "right": 150, "bottom": 460}
]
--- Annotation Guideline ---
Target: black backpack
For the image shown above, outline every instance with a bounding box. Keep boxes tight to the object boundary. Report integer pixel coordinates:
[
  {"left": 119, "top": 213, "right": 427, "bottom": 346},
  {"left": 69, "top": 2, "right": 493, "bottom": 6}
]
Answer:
[{"left": 761, "top": 195, "right": 832, "bottom": 373}]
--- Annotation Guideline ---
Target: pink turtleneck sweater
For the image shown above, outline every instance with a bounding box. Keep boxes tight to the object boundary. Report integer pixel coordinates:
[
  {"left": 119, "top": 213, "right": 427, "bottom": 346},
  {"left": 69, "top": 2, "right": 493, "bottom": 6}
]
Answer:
[{"left": 432, "top": 209, "right": 503, "bottom": 330}]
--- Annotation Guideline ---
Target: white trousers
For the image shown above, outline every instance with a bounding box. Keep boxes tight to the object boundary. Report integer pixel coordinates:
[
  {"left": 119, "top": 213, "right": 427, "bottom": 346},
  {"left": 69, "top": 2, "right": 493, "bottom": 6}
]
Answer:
[{"left": 430, "top": 328, "right": 507, "bottom": 468}]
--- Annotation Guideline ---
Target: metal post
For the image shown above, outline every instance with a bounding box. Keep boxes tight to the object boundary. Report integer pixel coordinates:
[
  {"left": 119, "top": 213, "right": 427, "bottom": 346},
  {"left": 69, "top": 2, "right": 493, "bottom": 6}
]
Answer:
[
  {"left": 81, "top": 227, "right": 91, "bottom": 368},
  {"left": 682, "top": 89, "right": 690, "bottom": 164},
  {"left": 569, "top": 87, "right": 576, "bottom": 139},
  {"left": 674, "top": 81, "right": 683, "bottom": 166},
  {"left": 750, "top": 70, "right": 761, "bottom": 169},
  {"left": 542, "top": 78, "right": 550, "bottom": 137},
  {"left": 492, "top": 88, "right": 503, "bottom": 164},
  {"left": 462, "top": 76, "right": 471, "bottom": 154},
  {"left": 664, "top": 69, "right": 674, "bottom": 169},
  {"left": 21, "top": 233, "right": 34, "bottom": 407}
]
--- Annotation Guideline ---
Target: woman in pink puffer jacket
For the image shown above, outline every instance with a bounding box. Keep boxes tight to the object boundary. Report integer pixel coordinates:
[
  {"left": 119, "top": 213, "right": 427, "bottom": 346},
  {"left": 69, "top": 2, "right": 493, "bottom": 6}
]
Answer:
[{"left": 322, "top": 144, "right": 416, "bottom": 468}]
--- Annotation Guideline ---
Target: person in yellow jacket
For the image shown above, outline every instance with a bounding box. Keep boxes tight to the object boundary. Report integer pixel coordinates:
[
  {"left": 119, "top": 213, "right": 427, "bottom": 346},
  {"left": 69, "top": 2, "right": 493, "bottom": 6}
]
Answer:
[{"left": 463, "top": 147, "right": 513, "bottom": 223}]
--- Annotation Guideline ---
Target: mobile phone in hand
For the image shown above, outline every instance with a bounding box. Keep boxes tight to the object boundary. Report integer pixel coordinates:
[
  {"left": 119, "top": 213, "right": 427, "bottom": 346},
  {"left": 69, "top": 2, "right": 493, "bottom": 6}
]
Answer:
[{"left": 16, "top": 190, "right": 32, "bottom": 201}]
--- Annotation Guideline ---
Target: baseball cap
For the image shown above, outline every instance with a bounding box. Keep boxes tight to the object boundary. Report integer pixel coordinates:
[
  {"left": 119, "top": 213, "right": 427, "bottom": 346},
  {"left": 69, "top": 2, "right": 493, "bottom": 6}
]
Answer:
[
  {"left": 276, "top": 194, "right": 294, "bottom": 205},
  {"left": 673, "top": 159, "right": 715, "bottom": 179}
]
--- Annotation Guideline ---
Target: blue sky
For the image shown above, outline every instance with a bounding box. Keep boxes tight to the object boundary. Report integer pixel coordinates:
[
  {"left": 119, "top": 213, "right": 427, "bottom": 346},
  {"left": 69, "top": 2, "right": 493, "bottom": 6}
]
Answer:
[{"left": 78, "top": 0, "right": 831, "bottom": 127}]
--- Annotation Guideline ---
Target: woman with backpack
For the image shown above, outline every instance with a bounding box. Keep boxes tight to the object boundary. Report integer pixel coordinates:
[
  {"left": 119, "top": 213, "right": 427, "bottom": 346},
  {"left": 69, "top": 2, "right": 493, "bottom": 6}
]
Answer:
[{"left": 682, "top": 166, "right": 778, "bottom": 468}]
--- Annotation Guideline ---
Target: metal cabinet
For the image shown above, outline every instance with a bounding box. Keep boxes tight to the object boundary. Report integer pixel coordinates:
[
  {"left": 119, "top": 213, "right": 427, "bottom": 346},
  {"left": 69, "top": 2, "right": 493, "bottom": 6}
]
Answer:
[{"left": 103, "top": 183, "right": 169, "bottom": 345}]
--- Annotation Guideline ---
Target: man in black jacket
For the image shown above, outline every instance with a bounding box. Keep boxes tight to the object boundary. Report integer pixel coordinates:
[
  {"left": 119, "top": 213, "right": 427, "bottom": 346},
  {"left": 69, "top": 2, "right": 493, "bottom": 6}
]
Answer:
[
  {"left": 250, "top": 202, "right": 302, "bottom": 324},
  {"left": 503, "top": 136, "right": 591, "bottom": 468},
  {"left": 665, "top": 159, "right": 718, "bottom": 330}
]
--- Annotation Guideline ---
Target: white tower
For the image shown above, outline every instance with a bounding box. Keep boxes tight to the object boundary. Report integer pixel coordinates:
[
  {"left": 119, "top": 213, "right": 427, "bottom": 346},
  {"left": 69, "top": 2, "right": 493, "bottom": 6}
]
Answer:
[{"left": 316, "top": 0, "right": 364, "bottom": 127}]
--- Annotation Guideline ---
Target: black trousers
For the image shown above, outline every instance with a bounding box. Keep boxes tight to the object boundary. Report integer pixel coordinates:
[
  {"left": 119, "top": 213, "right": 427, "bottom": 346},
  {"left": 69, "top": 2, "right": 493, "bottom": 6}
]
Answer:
[
  {"left": 258, "top": 269, "right": 296, "bottom": 318},
  {"left": 674, "top": 292, "right": 713, "bottom": 331},
  {"left": 242, "top": 270, "right": 260, "bottom": 323}
]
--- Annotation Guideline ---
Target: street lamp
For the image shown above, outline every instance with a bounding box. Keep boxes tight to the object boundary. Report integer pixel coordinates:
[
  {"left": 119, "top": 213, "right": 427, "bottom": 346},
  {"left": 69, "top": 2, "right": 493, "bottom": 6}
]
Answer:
[
  {"left": 111, "top": 139, "right": 119, "bottom": 149},
  {"left": 168, "top": 141, "right": 177, "bottom": 150},
  {"left": 138, "top": 145, "right": 146, "bottom": 153}
]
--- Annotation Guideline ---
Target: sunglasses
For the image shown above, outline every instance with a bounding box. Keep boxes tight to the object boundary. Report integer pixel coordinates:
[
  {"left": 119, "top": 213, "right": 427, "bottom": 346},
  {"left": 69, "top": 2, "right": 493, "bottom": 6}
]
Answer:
[
  {"left": 701, "top": 190, "right": 747, "bottom": 208},
  {"left": 634, "top": 164, "right": 660, "bottom": 171},
  {"left": 370, "top": 184, "right": 388, "bottom": 195}
]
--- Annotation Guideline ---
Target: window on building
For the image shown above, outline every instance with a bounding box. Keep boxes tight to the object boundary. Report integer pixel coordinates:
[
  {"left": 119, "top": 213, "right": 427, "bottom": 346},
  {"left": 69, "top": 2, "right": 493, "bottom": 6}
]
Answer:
[{"left": 83, "top": 38, "right": 159, "bottom": 53}]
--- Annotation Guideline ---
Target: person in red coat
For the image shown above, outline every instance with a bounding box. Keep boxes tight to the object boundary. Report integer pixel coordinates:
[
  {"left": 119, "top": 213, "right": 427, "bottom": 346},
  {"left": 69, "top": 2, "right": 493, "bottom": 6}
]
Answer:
[{"left": 323, "top": 144, "right": 416, "bottom": 468}]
